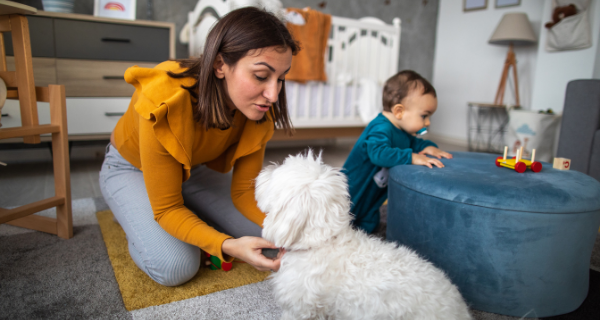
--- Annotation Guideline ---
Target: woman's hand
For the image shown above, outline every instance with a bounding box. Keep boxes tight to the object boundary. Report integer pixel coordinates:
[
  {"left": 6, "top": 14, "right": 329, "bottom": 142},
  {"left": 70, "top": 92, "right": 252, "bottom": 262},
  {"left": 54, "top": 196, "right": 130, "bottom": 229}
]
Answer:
[
  {"left": 221, "top": 237, "right": 284, "bottom": 272},
  {"left": 412, "top": 153, "right": 444, "bottom": 168},
  {"left": 418, "top": 146, "right": 453, "bottom": 159}
]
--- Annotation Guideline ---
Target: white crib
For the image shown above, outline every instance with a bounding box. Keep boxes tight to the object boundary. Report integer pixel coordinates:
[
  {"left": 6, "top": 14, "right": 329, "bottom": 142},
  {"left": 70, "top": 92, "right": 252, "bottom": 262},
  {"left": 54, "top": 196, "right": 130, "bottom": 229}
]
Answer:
[{"left": 181, "top": 0, "right": 401, "bottom": 139}]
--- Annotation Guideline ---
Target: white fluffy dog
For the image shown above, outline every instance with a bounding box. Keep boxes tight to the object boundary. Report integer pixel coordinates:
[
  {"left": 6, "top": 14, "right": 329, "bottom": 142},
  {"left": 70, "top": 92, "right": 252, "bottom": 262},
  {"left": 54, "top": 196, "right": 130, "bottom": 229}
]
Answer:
[{"left": 255, "top": 151, "right": 472, "bottom": 320}]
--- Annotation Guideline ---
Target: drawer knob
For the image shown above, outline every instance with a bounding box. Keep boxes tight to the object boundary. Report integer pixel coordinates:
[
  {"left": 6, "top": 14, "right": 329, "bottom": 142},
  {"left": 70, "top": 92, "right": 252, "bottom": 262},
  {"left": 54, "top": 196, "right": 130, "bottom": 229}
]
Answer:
[
  {"left": 1, "top": 113, "right": 8, "bottom": 117},
  {"left": 105, "top": 112, "right": 125, "bottom": 116},
  {"left": 103, "top": 76, "right": 125, "bottom": 80},
  {"left": 101, "top": 38, "right": 131, "bottom": 43}
]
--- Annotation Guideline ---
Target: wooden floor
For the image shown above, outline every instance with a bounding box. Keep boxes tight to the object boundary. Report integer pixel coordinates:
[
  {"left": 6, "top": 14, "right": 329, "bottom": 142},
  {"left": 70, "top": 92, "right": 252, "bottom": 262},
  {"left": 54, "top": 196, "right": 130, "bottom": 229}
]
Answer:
[{"left": 0, "top": 138, "right": 467, "bottom": 208}]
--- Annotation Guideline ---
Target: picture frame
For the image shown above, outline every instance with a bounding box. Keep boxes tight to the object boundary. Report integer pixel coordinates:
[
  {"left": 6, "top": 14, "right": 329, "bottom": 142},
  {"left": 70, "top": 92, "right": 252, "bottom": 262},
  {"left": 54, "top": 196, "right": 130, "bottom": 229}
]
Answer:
[
  {"left": 94, "top": 0, "right": 136, "bottom": 20},
  {"left": 464, "top": 0, "right": 488, "bottom": 12},
  {"left": 495, "top": 0, "right": 521, "bottom": 8}
]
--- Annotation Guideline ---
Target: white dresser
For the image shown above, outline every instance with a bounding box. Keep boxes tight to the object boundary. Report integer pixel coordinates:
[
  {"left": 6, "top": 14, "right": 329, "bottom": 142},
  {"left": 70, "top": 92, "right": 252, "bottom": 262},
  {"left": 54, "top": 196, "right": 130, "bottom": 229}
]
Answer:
[{"left": 1, "top": 11, "right": 175, "bottom": 142}]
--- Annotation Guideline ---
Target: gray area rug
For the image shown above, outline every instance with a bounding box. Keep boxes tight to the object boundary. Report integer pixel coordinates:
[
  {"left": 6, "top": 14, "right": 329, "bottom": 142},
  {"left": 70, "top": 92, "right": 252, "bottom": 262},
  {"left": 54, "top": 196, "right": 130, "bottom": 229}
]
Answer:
[{"left": 1, "top": 198, "right": 598, "bottom": 319}]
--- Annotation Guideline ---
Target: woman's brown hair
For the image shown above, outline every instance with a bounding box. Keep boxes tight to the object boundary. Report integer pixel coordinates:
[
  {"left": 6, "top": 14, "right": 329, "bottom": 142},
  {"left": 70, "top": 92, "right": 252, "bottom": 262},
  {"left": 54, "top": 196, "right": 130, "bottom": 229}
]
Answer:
[{"left": 168, "top": 7, "right": 299, "bottom": 134}]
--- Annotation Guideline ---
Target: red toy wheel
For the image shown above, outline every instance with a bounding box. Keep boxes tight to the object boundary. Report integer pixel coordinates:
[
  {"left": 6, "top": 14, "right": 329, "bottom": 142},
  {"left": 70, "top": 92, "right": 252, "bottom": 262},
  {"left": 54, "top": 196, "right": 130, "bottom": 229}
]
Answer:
[
  {"left": 531, "top": 161, "right": 542, "bottom": 172},
  {"left": 221, "top": 262, "right": 233, "bottom": 271},
  {"left": 495, "top": 156, "right": 503, "bottom": 167},
  {"left": 514, "top": 161, "right": 527, "bottom": 173}
]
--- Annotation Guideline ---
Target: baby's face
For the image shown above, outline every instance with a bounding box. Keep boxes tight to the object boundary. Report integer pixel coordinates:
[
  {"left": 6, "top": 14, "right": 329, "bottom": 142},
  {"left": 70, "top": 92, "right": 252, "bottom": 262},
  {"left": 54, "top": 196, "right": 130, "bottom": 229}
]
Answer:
[{"left": 396, "top": 90, "right": 437, "bottom": 135}]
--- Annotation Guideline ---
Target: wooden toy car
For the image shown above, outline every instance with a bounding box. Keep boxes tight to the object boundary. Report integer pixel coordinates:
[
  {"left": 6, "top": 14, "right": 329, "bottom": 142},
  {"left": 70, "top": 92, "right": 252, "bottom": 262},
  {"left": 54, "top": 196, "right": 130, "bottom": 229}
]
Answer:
[{"left": 496, "top": 146, "right": 542, "bottom": 173}]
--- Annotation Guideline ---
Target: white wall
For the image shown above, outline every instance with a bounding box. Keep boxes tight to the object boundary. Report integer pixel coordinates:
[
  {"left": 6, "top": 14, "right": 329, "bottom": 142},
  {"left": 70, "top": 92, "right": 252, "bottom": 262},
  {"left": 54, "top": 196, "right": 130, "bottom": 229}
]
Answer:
[
  {"left": 531, "top": 0, "right": 600, "bottom": 112},
  {"left": 430, "top": 0, "right": 544, "bottom": 142},
  {"left": 432, "top": 0, "right": 600, "bottom": 143}
]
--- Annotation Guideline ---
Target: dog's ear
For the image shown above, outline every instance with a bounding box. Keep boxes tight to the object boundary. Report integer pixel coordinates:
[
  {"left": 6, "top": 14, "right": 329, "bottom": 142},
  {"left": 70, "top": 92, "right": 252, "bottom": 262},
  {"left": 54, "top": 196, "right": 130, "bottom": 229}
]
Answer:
[
  {"left": 261, "top": 194, "right": 310, "bottom": 248},
  {"left": 257, "top": 162, "right": 308, "bottom": 247},
  {"left": 255, "top": 163, "right": 277, "bottom": 213}
]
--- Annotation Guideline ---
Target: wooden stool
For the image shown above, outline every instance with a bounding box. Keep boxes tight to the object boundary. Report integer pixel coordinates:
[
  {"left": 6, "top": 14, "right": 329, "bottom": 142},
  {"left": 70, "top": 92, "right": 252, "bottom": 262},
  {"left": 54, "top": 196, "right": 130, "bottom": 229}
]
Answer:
[{"left": 0, "top": 1, "right": 72, "bottom": 239}]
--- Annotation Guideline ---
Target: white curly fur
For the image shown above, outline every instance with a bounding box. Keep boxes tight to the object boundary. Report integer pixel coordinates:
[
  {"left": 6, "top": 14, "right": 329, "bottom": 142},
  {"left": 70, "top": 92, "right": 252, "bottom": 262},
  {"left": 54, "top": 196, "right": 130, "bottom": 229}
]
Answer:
[{"left": 255, "top": 150, "right": 472, "bottom": 320}]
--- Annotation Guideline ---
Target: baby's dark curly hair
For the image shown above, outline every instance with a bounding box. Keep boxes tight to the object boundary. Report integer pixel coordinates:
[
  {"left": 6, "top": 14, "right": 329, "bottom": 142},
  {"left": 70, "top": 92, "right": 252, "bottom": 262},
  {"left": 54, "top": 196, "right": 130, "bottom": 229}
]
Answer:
[{"left": 382, "top": 70, "right": 436, "bottom": 112}]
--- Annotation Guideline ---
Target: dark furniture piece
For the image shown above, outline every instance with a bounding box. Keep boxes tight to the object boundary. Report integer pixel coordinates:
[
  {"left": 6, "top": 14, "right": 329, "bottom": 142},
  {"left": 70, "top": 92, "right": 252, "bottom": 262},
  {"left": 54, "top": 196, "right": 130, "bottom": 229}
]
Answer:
[{"left": 557, "top": 79, "right": 600, "bottom": 181}]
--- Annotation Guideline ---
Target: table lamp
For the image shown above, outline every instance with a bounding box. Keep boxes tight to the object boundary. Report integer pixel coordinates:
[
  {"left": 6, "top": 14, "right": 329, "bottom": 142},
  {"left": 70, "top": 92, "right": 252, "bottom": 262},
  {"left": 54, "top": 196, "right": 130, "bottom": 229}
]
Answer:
[{"left": 489, "top": 12, "right": 537, "bottom": 106}]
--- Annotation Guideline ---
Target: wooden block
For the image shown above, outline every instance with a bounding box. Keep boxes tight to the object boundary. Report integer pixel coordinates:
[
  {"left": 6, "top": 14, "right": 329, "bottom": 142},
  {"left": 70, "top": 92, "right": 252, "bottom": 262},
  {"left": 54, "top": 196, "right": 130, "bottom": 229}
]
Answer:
[{"left": 553, "top": 158, "right": 571, "bottom": 170}]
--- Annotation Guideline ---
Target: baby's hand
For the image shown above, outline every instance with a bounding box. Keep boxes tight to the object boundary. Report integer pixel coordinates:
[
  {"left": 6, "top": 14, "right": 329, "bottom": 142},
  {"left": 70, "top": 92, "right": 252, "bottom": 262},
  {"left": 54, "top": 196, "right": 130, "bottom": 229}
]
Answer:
[
  {"left": 419, "top": 146, "right": 453, "bottom": 159},
  {"left": 412, "top": 153, "right": 444, "bottom": 168}
]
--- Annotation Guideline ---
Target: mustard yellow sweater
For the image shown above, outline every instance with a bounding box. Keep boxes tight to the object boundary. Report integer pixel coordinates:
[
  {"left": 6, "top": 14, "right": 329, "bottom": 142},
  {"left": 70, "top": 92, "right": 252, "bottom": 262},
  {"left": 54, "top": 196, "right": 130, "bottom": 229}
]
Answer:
[{"left": 113, "top": 61, "right": 274, "bottom": 262}]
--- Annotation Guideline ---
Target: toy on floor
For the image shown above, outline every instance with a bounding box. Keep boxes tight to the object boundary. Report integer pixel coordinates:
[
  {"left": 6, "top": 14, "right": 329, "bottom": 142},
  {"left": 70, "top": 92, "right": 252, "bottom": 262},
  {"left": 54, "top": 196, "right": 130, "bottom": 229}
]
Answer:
[
  {"left": 204, "top": 252, "right": 233, "bottom": 271},
  {"left": 496, "top": 146, "right": 542, "bottom": 173},
  {"left": 553, "top": 157, "right": 571, "bottom": 170}
]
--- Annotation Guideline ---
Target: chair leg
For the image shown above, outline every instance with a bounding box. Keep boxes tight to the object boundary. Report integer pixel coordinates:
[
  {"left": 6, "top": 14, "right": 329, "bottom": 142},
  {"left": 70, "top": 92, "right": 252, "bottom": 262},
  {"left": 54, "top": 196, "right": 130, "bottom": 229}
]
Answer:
[
  {"left": 49, "top": 84, "right": 72, "bottom": 239},
  {"left": 10, "top": 15, "right": 40, "bottom": 144}
]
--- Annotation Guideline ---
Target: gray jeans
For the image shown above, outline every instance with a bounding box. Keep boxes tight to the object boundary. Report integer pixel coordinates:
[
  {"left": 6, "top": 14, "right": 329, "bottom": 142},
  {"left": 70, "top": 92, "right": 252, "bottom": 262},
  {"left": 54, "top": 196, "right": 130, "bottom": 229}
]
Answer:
[{"left": 99, "top": 144, "right": 262, "bottom": 286}]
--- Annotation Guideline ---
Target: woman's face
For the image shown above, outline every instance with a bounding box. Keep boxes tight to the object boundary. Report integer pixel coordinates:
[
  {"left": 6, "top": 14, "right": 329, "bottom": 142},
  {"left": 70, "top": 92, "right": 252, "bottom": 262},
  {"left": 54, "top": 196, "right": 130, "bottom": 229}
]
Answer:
[{"left": 214, "top": 46, "right": 293, "bottom": 121}]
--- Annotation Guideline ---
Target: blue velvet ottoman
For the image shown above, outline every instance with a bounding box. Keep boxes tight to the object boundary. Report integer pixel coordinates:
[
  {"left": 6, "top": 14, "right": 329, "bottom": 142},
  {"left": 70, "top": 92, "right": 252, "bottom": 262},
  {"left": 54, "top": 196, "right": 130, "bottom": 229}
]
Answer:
[{"left": 387, "top": 151, "right": 600, "bottom": 318}]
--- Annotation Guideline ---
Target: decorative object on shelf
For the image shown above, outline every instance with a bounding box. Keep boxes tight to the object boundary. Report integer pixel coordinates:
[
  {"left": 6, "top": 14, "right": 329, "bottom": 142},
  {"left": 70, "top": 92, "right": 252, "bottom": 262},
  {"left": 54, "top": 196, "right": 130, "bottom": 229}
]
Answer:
[
  {"left": 545, "top": 3, "right": 577, "bottom": 29},
  {"left": 489, "top": 12, "right": 536, "bottom": 106},
  {"left": 553, "top": 157, "right": 571, "bottom": 170},
  {"left": 494, "top": 0, "right": 520, "bottom": 8},
  {"left": 94, "top": 0, "right": 136, "bottom": 20},
  {"left": 41, "top": 0, "right": 74, "bottom": 13},
  {"left": 463, "top": 0, "right": 488, "bottom": 12},
  {"left": 9, "top": 0, "right": 43, "bottom": 11},
  {"left": 546, "top": 0, "right": 591, "bottom": 52},
  {"left": 495, "top": 146, "right": 542, "bottom": 173}
]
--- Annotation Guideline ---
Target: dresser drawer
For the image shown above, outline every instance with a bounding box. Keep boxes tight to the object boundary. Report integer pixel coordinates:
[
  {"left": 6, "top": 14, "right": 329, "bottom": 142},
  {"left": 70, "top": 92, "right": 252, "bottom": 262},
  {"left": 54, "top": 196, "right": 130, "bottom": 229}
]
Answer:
[
  {"left": 56, "top": 59, "right": 157, "bottom": 97},
  {"left": 5, "top": 57, "right": 57, "bottom": 87},
  {"left": 53, "top": 19, "right": 170, "bottom": 62},
  {"left": 2, "top": 16, "right": 55, "bottom": 58},
  {"left": 64, "top": 98, "right": 131, "bottom": 135},
  {"left": 0, "top": 100, "right": 50, "bottom": 130},
  {"left": 0, "top": 98, "right": 131, "bottom": 136}
]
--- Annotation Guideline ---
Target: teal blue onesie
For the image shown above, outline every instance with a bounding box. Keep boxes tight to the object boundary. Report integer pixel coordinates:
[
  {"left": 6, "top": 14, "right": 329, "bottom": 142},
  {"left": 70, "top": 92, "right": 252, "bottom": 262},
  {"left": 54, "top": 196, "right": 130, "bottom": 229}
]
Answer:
[{"left": 342, "top": 113, "right": 437, "bottom": 233}]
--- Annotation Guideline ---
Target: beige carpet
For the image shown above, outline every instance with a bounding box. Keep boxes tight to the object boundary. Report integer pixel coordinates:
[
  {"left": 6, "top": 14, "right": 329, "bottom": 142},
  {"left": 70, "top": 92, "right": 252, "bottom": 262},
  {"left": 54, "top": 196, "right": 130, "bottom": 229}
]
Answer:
[{"left": 96, "top": 210, "right": 270, "bottom": 311}]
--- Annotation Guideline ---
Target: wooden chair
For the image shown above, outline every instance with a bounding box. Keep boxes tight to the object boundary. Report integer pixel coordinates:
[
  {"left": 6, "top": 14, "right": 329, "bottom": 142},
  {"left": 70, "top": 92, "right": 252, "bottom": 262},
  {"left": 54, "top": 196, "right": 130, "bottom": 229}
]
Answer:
[{"left": 0, "top": 1, "right": 72, "bottom": 239}]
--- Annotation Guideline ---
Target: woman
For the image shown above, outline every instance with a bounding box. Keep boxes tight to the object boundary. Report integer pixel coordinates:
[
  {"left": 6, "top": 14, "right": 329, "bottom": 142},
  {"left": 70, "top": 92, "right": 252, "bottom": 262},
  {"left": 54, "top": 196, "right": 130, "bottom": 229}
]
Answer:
[{"left": 99, "top": 7, "right": 299, "bottom": 286}]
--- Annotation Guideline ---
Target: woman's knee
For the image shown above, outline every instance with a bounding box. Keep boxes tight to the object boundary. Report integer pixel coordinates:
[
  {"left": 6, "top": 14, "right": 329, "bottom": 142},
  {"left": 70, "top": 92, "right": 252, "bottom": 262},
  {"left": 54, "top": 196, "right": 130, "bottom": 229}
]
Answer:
[{"left": 142, "top": 244, "right": 202, "bottom": 287}]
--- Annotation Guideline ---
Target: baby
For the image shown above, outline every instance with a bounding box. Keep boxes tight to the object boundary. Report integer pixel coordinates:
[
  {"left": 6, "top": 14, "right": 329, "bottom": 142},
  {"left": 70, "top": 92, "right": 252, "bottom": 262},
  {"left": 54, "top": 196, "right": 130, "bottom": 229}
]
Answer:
[{"left": 342, "top": 70, "right": 452, "bottom": 233}]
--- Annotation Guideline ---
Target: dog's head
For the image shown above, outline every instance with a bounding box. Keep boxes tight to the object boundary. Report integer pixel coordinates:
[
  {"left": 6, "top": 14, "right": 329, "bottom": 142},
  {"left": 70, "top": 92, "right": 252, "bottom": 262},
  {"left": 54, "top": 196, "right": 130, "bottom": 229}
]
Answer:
[{"left": 255, "top": 150, "right": 352, "bottom": 250}]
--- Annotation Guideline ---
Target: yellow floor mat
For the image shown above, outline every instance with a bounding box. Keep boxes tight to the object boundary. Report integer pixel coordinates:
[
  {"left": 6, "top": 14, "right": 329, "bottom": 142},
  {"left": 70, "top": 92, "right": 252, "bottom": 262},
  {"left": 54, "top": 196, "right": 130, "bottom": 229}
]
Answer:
[{"left": 96, "top": 210, "right": 270, "bottom": 311}]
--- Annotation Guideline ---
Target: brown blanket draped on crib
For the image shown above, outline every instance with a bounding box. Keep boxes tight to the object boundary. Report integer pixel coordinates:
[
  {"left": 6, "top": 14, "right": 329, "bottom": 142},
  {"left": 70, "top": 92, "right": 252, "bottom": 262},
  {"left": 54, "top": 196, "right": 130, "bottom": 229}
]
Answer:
[{"left": 285, "top": 7, "right": 331, "bottom": 83}]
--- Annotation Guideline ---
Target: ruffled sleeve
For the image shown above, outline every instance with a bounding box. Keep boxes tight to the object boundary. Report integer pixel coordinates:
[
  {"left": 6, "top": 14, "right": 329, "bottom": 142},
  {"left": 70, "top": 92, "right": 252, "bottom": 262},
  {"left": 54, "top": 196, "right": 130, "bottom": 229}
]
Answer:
[{"left": 124, "top": 63, "right": 196, "bottom": 181}]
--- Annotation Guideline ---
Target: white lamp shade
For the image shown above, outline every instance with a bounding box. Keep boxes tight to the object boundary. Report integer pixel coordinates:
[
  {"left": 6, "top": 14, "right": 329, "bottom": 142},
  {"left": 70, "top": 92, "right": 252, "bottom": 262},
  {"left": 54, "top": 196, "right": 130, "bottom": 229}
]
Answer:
[{"left": 489, "top": 12, "right": 537, "bottom": 46}]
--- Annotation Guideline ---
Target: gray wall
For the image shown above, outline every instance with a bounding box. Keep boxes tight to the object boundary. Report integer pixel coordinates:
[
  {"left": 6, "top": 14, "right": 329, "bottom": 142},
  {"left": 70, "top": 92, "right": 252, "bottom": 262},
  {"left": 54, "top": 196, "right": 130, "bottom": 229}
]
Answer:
[
  {"left": 279, "top": 0, "right": 439, "bottom": 80},
  {"left": 69, "top": 0, "right": 439, "bottom": 80}
]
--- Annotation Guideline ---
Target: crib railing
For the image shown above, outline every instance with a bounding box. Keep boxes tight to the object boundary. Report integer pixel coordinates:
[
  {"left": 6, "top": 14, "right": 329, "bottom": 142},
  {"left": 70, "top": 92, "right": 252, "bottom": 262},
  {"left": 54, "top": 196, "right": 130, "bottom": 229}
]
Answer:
[{"left": 288, "top": 16, "right": 401, "bottom": 128}]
